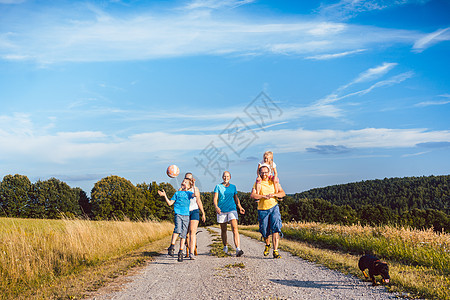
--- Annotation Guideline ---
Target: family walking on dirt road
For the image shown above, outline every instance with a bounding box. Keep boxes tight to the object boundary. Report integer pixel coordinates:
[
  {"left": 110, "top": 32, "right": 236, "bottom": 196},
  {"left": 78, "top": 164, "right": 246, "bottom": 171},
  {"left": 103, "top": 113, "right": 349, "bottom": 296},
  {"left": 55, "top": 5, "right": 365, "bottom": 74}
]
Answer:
[{"left": 158, "top": 151, "right": 285, "bottom": 261}]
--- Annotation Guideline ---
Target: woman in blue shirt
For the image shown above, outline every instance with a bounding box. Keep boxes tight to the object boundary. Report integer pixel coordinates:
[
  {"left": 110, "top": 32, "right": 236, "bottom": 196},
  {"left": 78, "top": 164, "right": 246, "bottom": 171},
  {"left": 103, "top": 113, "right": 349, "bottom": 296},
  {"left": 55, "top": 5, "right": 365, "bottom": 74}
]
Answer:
[{"left": 213, "top": 171, "right": 245, "bottom": 257}]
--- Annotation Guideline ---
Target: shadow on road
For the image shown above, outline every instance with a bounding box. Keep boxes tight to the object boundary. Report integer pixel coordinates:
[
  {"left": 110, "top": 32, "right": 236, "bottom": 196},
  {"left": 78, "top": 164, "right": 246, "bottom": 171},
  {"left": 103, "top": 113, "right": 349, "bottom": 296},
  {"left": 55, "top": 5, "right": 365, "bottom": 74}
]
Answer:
[
  {"left": 142, "top": 251, "right": 161, "bottom": 257},
  {"left": 270, "top": 279, "right": 356, "bottom": 290}
]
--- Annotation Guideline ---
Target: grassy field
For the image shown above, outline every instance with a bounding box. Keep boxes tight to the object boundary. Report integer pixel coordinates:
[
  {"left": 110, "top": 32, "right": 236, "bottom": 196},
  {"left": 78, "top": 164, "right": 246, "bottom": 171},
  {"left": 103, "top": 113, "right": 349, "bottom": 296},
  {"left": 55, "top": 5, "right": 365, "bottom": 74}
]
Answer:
[
  {"left": 0, "top": 217, "right": 173, "bottom": 299},
  {"left": 240, "top": 222, "right": 450, "bottom": 300},
  {"left": 3, "top": 217, "right": 448, "bottom": 299}
]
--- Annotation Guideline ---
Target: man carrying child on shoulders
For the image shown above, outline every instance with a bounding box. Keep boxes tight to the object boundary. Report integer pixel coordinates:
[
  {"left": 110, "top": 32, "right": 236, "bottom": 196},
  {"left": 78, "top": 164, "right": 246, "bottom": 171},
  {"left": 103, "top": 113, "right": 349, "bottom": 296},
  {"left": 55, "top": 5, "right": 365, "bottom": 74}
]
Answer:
[{"left": 250, "top": 165, "right": 286, "bottom": 259}]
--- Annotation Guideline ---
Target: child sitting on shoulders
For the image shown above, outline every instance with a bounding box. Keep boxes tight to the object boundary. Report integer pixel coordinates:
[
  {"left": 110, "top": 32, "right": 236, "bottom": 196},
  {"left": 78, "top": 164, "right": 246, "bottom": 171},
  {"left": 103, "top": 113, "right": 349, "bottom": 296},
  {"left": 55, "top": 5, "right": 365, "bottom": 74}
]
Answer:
[{"left": 256, "top": 151, "right": 279, "bottom": 194}]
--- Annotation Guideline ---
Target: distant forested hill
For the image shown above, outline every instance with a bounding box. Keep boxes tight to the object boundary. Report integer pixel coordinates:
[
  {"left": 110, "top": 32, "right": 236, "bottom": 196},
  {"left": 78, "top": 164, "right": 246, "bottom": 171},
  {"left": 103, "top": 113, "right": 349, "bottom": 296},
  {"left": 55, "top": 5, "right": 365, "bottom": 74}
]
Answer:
[{"left": 292, "top": 175, "right": 450, "bottom": 214}]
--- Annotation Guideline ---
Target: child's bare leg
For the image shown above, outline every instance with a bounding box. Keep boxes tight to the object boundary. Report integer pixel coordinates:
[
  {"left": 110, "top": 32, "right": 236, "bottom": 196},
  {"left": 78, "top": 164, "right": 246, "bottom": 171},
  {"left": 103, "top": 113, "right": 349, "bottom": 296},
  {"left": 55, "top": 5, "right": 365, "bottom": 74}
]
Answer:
[
  {"left": 256, "top": 182, "right": 262, "bottom": 194},
  {"left": 274, "top": 177, "right": 279, "bottom": 193},
  {"left": 170, "top": 233, "right": 179, "bottom": 246},
  {"left": 256, "top": 176, "right": 262, "bottom": 194},
  {"left": 179, "top": 238, "right": 186, "bottom": 251}
]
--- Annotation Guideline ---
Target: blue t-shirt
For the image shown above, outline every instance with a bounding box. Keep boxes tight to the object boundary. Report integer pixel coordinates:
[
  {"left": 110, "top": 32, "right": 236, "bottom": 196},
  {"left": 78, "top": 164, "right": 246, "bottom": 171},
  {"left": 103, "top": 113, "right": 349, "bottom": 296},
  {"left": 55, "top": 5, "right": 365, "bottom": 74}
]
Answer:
[
  {"left": 214, "top": 183, "right": 237, "bottom": 213},
  {"left": 171, "top": 190, "right": 193, "bottom": 216}
]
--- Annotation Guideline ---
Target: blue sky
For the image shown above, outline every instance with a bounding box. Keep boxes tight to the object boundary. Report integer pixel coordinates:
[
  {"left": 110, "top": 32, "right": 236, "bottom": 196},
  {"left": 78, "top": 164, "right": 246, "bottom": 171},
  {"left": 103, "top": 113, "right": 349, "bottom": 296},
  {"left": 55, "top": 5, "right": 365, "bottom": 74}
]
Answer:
[{"left": 1, "top": 0, "right": 449, "bottom": 195}]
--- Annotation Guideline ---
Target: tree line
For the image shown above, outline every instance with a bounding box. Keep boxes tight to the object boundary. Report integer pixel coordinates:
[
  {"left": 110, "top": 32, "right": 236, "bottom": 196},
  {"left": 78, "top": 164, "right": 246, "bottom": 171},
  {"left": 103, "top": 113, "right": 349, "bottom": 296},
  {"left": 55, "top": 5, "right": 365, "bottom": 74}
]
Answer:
[
  {"left": 293, "top": 175, "right": 450, "bottom": 214},
  {"left": 1, "top": 174, "right": 449, "bottom": 232}
]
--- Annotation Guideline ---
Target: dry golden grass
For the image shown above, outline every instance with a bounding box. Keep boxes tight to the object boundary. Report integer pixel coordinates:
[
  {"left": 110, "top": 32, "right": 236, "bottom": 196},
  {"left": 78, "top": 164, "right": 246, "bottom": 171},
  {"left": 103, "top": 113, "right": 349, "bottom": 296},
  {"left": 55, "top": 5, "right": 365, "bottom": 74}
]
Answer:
[
  {"left": 282, "top": 222, "right": 449, "bottom": 273},
  {"left": 240, "top": 223, "right": 450, "bottom": 300},
  {"left": 0, "top": 217, "right": 173, "bottom": 299}
]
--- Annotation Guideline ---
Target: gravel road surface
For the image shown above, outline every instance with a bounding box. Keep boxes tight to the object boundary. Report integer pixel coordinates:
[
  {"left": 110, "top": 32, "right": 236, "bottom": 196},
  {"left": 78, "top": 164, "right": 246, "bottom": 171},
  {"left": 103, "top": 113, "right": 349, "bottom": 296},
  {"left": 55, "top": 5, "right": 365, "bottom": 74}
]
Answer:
[{"left": 91, "top": 227, "right": 397, "bottom": 299}]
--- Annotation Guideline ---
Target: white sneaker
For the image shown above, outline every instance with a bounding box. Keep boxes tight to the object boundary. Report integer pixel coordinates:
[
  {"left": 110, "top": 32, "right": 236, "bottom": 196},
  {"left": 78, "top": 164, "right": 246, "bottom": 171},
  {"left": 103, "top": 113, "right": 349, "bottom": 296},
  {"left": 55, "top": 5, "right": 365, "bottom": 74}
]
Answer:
[{"left": 223, "top": 246, "right": 228, "bottom": 254}]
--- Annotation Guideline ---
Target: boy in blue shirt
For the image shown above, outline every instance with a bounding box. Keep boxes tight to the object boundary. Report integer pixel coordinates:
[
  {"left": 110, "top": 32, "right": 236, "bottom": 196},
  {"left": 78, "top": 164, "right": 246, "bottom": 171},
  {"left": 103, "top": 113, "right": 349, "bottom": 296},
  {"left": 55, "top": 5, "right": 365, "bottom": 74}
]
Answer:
[{"left": 158, "top": 178, "right": 194, "bottom": 262}]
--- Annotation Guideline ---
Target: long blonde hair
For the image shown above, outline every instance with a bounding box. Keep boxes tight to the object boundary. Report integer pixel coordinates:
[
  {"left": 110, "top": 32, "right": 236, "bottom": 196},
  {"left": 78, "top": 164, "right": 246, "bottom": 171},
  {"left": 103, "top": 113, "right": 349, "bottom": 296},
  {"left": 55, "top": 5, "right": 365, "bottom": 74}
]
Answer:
[{"left": 263, "top": 151, "right": 274, "bottom": 170}]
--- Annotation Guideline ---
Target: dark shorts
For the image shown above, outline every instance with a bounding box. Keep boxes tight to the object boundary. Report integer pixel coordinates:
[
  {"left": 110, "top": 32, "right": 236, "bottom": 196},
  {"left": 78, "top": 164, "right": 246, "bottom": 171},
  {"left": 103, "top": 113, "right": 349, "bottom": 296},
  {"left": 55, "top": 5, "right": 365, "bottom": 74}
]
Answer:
[
  {"left": 258, "top": 204, "right": 282, "bottom": 238},
  {"left": 189, "top": 209, "right": 200, "bottom": 221}
]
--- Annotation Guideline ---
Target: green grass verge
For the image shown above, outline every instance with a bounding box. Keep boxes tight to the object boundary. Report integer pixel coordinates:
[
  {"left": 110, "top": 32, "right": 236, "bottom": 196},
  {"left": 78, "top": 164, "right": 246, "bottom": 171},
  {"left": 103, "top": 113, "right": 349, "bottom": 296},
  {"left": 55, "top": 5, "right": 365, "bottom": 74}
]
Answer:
[{"left": 207, "top": 227, "right": 235, "bottom": 257}]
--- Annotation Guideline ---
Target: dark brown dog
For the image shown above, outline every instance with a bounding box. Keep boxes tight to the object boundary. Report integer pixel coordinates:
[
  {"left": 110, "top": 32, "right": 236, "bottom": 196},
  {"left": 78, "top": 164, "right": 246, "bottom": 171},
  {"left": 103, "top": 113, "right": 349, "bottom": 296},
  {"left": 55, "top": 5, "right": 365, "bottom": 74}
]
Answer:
[{"left": 358, "top": 254, "right": 390, "bottom": 285}]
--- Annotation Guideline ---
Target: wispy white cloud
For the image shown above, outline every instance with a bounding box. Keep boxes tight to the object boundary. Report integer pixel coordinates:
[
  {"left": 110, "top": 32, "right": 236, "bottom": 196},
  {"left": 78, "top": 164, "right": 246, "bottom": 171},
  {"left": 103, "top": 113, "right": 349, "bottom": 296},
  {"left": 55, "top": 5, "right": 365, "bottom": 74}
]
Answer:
[
  {"left": 350, "top": 62, "right": 398, "bottom": 85},
  {"left": 283, "top": 103, "right": 344, "bottom": 119},
  {"left": 1, "top": 54, "right": 31, "bottom": 60},
  {"left": 329, "top": 62, "right": 399, "bottom": 95},
  {"left": 0, "top": 113, "right": 34, "bottom": 136},
  {"left": 184, "top": 0, "right": 255, "bottom": 10},
  {"left": 402, "top": 151, "right": 430, "bottom": 157},
  {"left": 318, "top": 0, "right": 431, "bottom": 20},
  {"left": 65, "top": 63, "right": 410, "bottom": 125},
  {"left": 2, "top": 112, "right": 449, "bottom": 165},
  {"left": 305, "top": 49, "right": 366, "bottom": 60},
  {"left": 2, "top": 110, "right": 448, "bottom": 194},
  {"left": 297, "top": 63, "right": 413, "bottom": 120},
  {"left": 413, "top": 27, "right": 450, "bottom": 52},
  {"left": 345, "top": 71, "right": 414, "bottom": 97},
  {"left": 415, "top": 100, "right": 450, "bottom": 107},
  {"left": 260, "top": 127, "right": 450, "bottom": 154},
  {"left": 0, "top": 2, "right": 422, "bottom": 64},
  {"left": 316, "top": 63, "right": 411, "bottom": 106},
  {"left": 306, "top": 145, "right": 352, "bottom": 155}
]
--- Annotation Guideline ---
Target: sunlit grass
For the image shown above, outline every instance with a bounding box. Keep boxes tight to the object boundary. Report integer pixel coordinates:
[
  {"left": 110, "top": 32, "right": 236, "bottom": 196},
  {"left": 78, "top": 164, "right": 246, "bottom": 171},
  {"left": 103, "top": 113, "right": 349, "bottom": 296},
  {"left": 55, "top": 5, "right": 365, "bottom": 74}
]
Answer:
[
  {"left": 282, "top": 222, "right": 449, "bottom": 273},
  {"left": 207, "top": 227, "right": 236, "bottom": 257},
  {"left": 0, "top": 217, "right": 173, "bottom": 299},
  {"left": 240, "top": 222, "right": 450, "bottom": 299}
]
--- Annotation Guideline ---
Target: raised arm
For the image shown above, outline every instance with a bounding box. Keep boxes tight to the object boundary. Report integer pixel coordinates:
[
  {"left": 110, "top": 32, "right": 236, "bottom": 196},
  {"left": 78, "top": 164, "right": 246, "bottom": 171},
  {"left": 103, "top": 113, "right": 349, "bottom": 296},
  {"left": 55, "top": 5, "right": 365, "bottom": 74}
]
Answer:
[{"left": 158, "top": 189, "right": 175, "bottom": 206}]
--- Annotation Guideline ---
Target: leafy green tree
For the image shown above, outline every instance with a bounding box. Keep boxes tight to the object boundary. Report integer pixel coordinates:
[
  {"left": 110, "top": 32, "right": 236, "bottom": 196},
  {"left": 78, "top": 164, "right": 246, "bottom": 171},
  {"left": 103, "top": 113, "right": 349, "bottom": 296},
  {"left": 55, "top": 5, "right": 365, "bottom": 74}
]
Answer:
[
  {"left": 237, "top": 191, "right": 258, "bottom": 225},
  {"left": 200, "top": 192, "right": 216, "bottom": 226},
  {"left": 137, "top": 181, "right": 174, "bottom": 221},
  {"left": 294, "top": 198, "right": 319, "bottom": 222},
  {"left": 425, "top": 209, "right": 449, "bottom": 232},
  {"left": 401, "top": 208, "right": 450, "bottom": 232},
  {"left": 91, "top": 175, "right": 145, "bottom": 220},
  {"left": 358, "top": 204, "right": 397, "bottom": 226},
  {"left": 28, "top": 182, "right": 46, "bottom": 218},
  {"left": 31, "top": 178, "right": 82, "bottom": 219},
  {"left": 0, "top": 174, "right": 32, "bottom": 217},
  {"left": 278, "top": 196, "right": 299, "bottom": 222},
  {"left": 74, "top": 187, "right": 91, "bottom": 218}
]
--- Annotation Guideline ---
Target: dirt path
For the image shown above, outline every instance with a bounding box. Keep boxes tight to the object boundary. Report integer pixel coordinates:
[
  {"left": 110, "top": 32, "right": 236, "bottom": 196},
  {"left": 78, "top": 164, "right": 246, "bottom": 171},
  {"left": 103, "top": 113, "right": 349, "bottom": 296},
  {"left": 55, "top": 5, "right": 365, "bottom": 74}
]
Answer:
[{"left": 90, "top": 227, "right": 397, "bottom": 299}]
